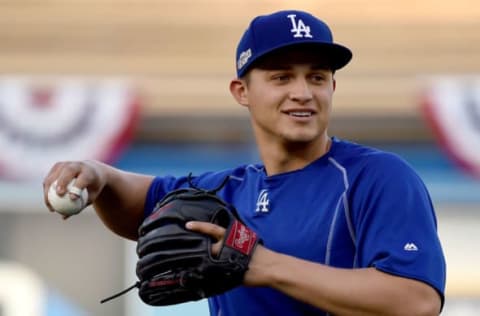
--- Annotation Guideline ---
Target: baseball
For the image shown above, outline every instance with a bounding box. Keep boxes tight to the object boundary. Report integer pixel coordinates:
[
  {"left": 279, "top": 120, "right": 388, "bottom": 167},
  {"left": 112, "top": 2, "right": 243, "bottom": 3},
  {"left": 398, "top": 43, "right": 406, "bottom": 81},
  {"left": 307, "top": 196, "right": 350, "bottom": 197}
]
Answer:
[{"left": 47, "top": 179, "right": 89, "bottom": 216}]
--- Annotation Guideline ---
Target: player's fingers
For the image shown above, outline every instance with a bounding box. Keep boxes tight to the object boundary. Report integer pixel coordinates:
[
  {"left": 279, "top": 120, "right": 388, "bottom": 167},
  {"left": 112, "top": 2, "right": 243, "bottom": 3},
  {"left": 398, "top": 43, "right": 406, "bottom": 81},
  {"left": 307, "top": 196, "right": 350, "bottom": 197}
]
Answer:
[
  {"left": 72, "top": 163, "right": 100, "bottom": 204},
  {"left": 186, "top": 221, "right": 226, "bottom": 257},
  {"left": 43, "top": 186, "right": 54, "bottom": 212},
  {"left": 55, "top": 162, "right": 83, "bottom": 194},
  {"left": 186, "top": 221, "right": 226, "bottom": 240},
  {"left": 43, "top": 162, "right": 68, "bottom": 211},
  {"left": 43, "top": 161, "right": 64, "bottom": 192},
  {"left": 44, "top": 161, "right": 88, "bottom": 213}
]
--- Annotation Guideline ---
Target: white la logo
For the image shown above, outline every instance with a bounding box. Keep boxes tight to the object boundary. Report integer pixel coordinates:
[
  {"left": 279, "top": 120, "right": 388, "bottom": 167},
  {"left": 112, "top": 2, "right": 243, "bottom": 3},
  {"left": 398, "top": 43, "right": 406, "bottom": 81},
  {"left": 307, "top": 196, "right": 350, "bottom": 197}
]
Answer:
[
  {"left": 255, "top": 189, "right": 270, "bottom": 213},
  {"left": 287, "top": 14, "right": 313, "bottom": 38}
]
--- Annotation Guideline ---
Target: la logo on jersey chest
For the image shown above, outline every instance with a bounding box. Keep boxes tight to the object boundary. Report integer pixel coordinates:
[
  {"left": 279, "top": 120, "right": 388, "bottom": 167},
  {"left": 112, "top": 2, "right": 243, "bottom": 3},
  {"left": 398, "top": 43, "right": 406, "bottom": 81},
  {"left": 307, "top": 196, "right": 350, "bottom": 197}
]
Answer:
[
  {"left": 287, "top": 14, "right": 313, "bottom": 38},
  {"left": 255, "top": 189, "right": 270, "bottom": 213}
]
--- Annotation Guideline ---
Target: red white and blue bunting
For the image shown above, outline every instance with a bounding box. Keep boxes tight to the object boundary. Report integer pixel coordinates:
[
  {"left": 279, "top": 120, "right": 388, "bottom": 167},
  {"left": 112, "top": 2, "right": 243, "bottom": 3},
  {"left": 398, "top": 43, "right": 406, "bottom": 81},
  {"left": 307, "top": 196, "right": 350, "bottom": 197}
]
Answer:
[
  {"left": 0, "top": 76, "right": 140, "bottom": 180},
  {"left": 421, "top": 76, "right": 480, "bottom": 179}
]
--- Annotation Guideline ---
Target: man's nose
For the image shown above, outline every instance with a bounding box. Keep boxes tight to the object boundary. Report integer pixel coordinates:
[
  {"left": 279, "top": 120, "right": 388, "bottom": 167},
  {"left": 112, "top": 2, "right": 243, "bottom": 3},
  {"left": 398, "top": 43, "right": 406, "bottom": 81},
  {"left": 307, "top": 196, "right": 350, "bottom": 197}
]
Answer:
[{"left": 288, "top": 78, "right": 313, "bottom": 103}]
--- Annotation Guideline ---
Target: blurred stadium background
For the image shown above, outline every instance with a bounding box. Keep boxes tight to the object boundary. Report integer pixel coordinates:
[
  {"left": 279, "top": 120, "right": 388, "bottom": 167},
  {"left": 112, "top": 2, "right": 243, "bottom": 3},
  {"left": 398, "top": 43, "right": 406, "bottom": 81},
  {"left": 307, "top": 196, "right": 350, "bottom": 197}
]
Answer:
[{"left": 0, "top": 0, "right": 479, "bottom": 315}]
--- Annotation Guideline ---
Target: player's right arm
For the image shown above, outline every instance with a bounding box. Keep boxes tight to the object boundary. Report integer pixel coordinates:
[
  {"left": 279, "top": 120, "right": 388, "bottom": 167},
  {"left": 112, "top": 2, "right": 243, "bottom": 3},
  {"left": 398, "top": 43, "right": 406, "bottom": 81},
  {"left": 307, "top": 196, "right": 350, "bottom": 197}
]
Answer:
[{"left": 43, "top": 160, "right": 154, "bottom": 241}]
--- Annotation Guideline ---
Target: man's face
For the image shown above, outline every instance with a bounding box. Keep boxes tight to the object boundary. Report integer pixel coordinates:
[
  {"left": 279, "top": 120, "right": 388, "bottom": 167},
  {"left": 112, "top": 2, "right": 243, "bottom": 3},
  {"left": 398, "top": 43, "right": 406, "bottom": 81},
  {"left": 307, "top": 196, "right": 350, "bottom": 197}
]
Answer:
[{"left": 236, "top": 48, "right": 336, "bottom": 147}]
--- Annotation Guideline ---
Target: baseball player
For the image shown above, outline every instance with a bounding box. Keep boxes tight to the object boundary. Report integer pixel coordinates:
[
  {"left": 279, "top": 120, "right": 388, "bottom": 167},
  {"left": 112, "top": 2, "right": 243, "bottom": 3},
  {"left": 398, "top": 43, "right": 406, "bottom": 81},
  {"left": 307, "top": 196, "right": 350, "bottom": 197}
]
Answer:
[{"left": 43, "top": 10, "right": 446, "bottom": 315}]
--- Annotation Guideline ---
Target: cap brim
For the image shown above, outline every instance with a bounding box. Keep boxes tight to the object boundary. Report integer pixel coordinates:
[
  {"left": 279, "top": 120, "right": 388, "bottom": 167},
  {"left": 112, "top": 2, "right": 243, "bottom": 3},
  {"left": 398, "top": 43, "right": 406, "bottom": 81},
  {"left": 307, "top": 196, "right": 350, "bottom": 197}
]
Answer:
[{"left": 239, "top": 41, "right": 352, "bottom": 77}]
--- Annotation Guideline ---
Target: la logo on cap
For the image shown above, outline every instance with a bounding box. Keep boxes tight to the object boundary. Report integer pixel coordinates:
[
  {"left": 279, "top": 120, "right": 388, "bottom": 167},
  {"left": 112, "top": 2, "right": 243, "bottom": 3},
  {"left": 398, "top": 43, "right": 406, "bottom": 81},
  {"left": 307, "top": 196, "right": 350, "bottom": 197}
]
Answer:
[{"left": 287, "top": 14, "right": 312, "bottom": 38}]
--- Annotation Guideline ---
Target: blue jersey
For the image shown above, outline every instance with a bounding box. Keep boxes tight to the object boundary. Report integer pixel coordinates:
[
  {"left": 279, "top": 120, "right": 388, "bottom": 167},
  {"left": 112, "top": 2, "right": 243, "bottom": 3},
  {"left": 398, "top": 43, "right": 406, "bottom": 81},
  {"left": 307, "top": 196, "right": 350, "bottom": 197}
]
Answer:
[{"left": 144, "top": 138, "right": 446, "bottom": 316}]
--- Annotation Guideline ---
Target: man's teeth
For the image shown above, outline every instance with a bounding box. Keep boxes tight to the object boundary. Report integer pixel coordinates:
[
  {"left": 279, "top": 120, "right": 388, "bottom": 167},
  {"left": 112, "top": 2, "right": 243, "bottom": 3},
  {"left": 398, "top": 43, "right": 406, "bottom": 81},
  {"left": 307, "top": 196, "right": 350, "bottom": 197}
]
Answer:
[{"left": 289, "top": 112, "right": 312, "bottom": 117}]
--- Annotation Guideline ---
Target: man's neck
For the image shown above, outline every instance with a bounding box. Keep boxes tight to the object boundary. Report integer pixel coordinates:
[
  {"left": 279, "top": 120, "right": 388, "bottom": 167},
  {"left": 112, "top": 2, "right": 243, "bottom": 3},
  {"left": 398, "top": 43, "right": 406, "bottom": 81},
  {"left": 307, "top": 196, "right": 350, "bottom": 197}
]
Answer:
[{"left": 258, "top": 136, "right": 332, "bottom": 176}]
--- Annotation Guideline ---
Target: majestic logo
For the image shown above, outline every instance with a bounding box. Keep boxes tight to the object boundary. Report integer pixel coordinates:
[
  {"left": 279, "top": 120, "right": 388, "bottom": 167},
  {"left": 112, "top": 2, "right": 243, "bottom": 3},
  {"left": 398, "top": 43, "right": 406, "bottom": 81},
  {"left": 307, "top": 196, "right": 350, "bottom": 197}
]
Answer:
[
  {"left": 287, "top": 14, "right": 313, "bottom": 38},
  {"left": 237, "top": 48, "right": 252, "bottom": 70},
  {"left": 255, "top": 189, "right": 270, "bottom": 213},
  {"left": 403, "top": 243, "right": 419, "bottom": 251}
]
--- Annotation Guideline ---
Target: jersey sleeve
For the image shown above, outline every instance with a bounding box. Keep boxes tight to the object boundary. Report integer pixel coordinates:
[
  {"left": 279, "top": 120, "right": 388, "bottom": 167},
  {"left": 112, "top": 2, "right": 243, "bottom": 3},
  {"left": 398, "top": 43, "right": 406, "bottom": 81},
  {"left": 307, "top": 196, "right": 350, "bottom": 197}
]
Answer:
[
  {"left": 143, "top": 175, "right": 190, "bottom": 217},
  {"left": 351, "top": 152, "right": 446, "bottom": 302},
  {"left": 143, "top": 167, "right": 244, "bottom": 218}
]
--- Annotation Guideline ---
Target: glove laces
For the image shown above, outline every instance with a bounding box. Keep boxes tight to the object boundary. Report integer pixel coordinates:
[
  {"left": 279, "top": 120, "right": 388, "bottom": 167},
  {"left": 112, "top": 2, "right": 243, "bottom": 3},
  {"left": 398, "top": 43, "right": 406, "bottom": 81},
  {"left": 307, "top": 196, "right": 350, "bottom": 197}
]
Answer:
[
  {"left": 100, "top": 281, "right": 139, "bottom": 304},
  {"left": 187, "top": 172, "right": 231, "bottom": 194}
]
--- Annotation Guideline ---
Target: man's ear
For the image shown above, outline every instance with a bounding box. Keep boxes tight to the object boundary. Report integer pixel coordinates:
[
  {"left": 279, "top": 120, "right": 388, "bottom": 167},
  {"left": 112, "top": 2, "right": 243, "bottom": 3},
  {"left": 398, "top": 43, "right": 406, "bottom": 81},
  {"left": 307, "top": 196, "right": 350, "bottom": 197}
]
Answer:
[{"left": 230, "top": 79, "right": 249, "bottom": 107}]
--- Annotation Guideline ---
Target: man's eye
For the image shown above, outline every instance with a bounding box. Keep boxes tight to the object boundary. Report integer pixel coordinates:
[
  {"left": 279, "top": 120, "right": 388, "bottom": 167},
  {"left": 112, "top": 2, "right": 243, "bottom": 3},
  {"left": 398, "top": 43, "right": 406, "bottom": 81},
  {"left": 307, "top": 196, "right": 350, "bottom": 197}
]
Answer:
[
  {"left": 272, "top": 74, "right": 290, "bottom": 82},
  {"left": 311, "top": 75, "right": 325, "bottom": 82}
]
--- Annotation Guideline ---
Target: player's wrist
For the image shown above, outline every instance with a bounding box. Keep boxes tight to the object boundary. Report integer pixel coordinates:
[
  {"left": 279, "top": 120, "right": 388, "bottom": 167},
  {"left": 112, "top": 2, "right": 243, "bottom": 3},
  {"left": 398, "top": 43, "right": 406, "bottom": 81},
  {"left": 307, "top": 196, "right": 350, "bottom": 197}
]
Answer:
[{"left": 244, "top": 245, "right": 278, "bottom": 287}]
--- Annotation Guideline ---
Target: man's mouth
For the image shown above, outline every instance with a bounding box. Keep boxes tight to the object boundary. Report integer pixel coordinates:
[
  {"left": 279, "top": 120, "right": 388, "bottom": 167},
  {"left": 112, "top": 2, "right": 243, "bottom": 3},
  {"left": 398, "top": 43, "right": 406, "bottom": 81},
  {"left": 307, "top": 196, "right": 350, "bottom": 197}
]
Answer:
[{"left": 287, "top": 111, "right": 314, "bottom": 117}]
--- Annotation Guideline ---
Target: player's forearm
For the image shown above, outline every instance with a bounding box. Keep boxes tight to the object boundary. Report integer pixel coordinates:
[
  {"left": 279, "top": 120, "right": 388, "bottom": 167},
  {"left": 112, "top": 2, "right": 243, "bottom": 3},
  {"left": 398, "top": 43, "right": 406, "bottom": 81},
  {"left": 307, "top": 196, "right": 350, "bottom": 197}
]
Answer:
[
  {"left": 245, "top": 246, "right": 440, "bottom": 316},
  {"left": 92, "top": 162, "right": 154, "bottom": 241}
]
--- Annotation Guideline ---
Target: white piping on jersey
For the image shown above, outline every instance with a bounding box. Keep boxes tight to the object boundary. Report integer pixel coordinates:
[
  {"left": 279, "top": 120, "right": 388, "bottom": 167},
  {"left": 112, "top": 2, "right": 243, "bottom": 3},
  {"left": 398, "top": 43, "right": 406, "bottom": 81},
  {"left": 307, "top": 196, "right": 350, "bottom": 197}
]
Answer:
[
  {"left": 229, "top": 175, "right": 244, "bottom": 182},
  {"left": 227, "top": 164, "right": 262, "bottom": 182},
  {"left": 324, "top": 158, "right": 356, "bottom": 316},
  {"left": 246, "top": 164, "right": 263, "bottom": 172},
  {"left": 325, "top": 194, "right": 343, "bottom": 265},
  {"left": 328, "top": 158, "right": 349, "bottom": 190},
  {"left": 326, "top": 158, "right": 357, "bottom": 266},
  {"left": 328, "top": 158, "right": 355, "bottom": 243}
]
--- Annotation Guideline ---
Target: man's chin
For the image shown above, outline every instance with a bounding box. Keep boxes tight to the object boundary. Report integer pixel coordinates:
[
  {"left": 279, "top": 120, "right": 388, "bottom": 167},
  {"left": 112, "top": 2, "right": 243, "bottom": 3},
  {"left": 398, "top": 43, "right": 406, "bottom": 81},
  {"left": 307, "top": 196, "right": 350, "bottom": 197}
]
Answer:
[{"left": 281, "top": 134, "right": 319, "bottom": 146}]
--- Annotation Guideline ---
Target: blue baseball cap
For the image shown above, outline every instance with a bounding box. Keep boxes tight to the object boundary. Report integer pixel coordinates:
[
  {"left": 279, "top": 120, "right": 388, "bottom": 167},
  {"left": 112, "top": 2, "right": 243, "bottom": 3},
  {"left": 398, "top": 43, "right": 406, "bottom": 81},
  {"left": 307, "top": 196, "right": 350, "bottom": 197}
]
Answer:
[{"left": 235, "top": 10, "right": 352, "bottom": 77}]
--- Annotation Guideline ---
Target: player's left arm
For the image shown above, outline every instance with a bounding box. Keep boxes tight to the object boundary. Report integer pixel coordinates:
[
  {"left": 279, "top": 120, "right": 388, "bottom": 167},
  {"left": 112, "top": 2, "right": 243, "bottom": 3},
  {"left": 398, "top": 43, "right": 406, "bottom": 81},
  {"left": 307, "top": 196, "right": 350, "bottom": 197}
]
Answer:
[
  {"left": 246, "top": 245, "right": 441, "bottom": 316},
  {"left": 187, "top": 221, "right": 441, "bottom": 316}
]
